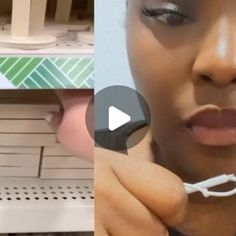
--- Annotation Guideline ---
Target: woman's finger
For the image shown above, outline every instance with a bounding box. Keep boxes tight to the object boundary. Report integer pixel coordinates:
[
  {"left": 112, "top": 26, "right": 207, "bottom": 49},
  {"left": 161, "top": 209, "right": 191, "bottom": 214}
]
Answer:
[
  {"left": 45, "top": 111, "right": 63, "bottom": 131},
  {"left": 96, "top": 148, "right": 188, "bottom": 226},
  {"left": 49, "top": 90, "right": 94, "bottom": 162},
  {"left": 96, "top": 149, "right": 169, "bottom": 236}
]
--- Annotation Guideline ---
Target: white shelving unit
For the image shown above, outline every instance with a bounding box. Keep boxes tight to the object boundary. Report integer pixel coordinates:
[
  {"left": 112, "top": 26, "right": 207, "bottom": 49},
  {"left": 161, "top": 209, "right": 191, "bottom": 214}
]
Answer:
[
  {"left": 0, "top": 90, "right": 94, "bottom": 234},
  {"left": 0, "top": 0, "right": 95, "bottom": 232},
  {"left": 0, "top": 40, "right": 94, "bottom": 57},
  {"left": 0, "top": 0, "right": 94, "bottom": 56},
  {"left": 0, "top": 23, "right": 94, "bottom": 57},
  {"left": 0, "top": 178, "right": 94, "bottom": 233}
]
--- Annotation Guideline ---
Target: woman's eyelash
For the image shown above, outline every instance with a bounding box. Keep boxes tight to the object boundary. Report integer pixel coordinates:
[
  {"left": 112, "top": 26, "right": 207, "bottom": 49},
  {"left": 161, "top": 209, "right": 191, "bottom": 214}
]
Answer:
[
  {"left": 141, "top": 7, "right": 191, "bottom": 26},
  {"left": 142, "top": 8, "right": 180, "bottom": 17}
]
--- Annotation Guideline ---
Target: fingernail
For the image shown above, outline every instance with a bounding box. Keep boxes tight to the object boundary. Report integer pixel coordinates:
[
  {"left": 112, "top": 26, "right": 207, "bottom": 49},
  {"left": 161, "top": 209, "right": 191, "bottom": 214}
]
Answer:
[{"left": 45, "top": 112, "right": 53, "bottom": 124}]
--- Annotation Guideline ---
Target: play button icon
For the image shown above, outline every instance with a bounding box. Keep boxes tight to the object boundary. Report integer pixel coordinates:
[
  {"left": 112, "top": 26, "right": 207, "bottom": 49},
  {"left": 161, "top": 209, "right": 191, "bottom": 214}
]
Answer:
[
  {"left": 86, "top": 85, "right": 150, "bottom": 151},
  {"left": 109, "top": 106, "right": 131, "bottom": 131}
]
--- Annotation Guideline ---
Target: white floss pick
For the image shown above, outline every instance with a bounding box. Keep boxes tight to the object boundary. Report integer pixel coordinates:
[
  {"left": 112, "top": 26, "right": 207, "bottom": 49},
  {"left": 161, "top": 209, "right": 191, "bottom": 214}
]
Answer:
[{"left": 184, "top": 174, "right": 236, "bottom": 198}]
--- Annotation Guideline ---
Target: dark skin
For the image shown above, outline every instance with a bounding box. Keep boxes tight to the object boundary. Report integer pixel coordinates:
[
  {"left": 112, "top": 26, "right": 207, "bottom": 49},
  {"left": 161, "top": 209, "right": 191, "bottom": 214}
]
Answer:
[
  {"left": 96, "top": 0, "right": 236, "bottom": 235},
  {"left": 127, "top": 0, "right": 236, "bottom": 180}
]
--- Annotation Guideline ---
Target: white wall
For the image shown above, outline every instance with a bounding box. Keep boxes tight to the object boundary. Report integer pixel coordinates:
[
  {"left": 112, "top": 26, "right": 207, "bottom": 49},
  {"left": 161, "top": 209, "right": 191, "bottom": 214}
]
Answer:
[
  {"left": 95, "top": 0, "right": 146, "bottom": 128},
  {"left": 95, "top": 0, "right": 135, "bottom": 91}
]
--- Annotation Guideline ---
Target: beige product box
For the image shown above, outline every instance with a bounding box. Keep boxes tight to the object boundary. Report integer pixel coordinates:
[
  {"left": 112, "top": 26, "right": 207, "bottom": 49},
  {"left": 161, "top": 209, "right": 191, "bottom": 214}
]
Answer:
[
  {"left": 0, "top": 147, "right": 41, "bottom": 154},
  {"left": 0, "top": 154, "right": 40, "bottom": 167},
  {"left": 55, "top": 0, "right": 72, "bottom": 23},
  {"left": 0, "top": 120, "right": 54, "bottom": 133},
  {"left": 0, "top": 104, "right": 60, "bottom": 119},
  {"left": 0, "top": 166, "right": 39, "bottom": 177},
  {"left": 42, "top": 156, "right": 93, "bottom": 168},
  {"left": 11, "top": 0, "right": 47, "bottom": 37},
  {"left": 41, "top": 168, "right": 93, "bottom": 179},
  {"left": 0, "top": 133, "right": 56, "bottom": 146},
  {"left": 44, "top": 143, "right": 72, "bottom": 156}
]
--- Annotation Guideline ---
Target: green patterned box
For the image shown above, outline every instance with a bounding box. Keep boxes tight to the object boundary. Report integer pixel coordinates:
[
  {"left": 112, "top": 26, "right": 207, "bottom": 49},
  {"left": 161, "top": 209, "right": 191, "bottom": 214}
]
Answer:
[{"left": 0, "top": 57, "right": 94, "bottom": 89}]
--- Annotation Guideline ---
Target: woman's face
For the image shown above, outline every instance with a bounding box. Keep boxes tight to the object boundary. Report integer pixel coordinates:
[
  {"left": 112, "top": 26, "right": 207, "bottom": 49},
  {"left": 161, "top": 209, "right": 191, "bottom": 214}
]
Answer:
[{"left": 127, "top": 0, "right": 236, "bottom": 181}]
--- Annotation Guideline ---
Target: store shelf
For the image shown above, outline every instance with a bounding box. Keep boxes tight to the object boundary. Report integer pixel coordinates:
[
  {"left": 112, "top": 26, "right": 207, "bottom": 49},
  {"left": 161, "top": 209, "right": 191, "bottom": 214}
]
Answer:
[
  {"left": 0, "top": 0, "right": 94, "bottom": 56},
  {"left": 0, "top": 0, "right": 94, "bottom": 89},
  {"left": 0, "top": 34, "right": 94, "bottom": 57},
  {"left": 0, "top": 45, "right": 94, "bottom": 57},
  {"left": 0, "top": 178, "right": 94, "bottom": 233}
]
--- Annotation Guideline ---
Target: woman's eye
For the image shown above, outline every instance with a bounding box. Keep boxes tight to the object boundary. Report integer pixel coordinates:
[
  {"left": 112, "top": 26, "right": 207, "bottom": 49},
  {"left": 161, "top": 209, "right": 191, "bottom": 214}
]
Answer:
[{"left": 142, "top": 8, "right": 191, "bottom": 27}]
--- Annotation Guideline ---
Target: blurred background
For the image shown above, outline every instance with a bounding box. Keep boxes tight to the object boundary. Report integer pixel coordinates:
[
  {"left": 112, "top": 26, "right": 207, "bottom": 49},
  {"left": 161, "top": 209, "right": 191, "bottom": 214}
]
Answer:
[{"left": 95, "top": 0, "right": 135, "bottom": 91}]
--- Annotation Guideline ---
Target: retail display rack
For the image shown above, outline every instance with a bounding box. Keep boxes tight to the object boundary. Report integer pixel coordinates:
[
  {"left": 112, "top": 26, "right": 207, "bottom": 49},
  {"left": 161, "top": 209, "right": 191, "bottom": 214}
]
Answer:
[{"left": 0, "top": 0, "right": 94, "bottom": 89}]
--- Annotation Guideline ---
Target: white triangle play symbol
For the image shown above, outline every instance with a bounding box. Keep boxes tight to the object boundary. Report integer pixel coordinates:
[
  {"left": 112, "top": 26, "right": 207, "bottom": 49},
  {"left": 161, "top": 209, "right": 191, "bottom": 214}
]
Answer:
[{"left": 109, "top": 106, "right": 131, "bottom": 131}]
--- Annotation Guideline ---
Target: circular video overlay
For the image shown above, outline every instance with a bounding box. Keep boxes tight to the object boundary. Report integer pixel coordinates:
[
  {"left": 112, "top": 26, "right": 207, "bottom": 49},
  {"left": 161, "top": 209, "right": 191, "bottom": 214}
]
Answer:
[{"left": 86, "top": 86, "right": 150, "bottom": 151}]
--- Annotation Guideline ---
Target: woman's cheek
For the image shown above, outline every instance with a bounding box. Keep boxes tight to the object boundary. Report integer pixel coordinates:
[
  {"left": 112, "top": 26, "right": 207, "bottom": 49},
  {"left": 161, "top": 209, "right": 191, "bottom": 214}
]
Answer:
[{"left": 57, "top": 106, "right": 93, "bottom": 162}]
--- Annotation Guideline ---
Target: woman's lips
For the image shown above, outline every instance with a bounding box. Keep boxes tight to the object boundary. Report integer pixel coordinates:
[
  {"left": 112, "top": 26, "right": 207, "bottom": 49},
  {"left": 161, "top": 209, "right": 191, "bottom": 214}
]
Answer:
[{"left": 185, "top": 108, "right": 236, "bottom": 146}]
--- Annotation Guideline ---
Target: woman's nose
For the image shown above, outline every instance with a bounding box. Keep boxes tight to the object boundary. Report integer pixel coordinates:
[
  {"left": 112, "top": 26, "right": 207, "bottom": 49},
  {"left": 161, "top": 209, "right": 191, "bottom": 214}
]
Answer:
[{"left": 192, "top": 18, "right": 236, "bottom": 87}]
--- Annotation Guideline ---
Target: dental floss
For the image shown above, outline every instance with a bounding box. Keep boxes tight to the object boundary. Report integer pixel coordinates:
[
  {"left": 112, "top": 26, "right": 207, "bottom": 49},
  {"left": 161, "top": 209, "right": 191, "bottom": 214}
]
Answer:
[{"left": 184, "top": 174, "right": 236, "bottom": 198}]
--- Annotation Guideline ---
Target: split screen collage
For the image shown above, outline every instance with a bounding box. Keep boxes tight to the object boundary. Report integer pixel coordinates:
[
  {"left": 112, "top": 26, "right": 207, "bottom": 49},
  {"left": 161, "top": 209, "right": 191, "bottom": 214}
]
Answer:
[{"left": 0, "top": 0, "right": 235, "bottom": 236}]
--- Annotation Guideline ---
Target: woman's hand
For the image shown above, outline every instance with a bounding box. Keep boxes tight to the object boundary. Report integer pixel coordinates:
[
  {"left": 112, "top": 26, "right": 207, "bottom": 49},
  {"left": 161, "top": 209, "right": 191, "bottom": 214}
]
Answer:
[
  {"left": 45, "top": 90, "right": 94, "bottom": 162},
  {"left": 95, "top": 148, "right": 188, "bottom": 236}
]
